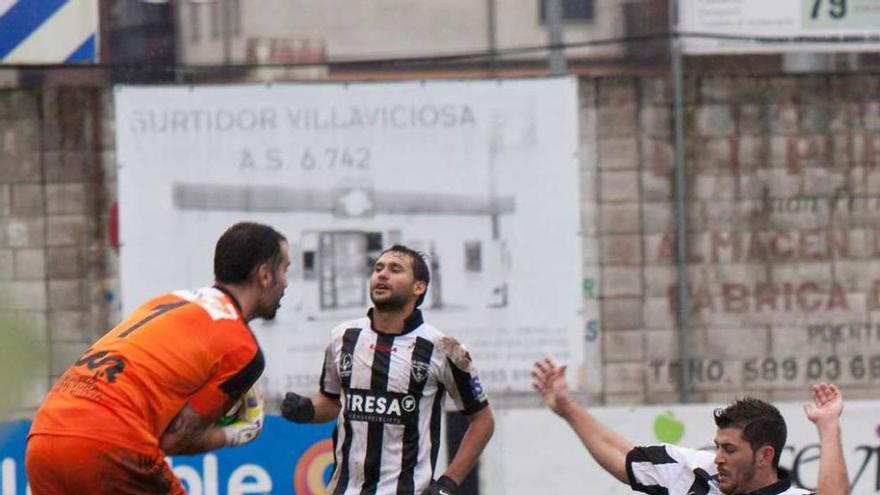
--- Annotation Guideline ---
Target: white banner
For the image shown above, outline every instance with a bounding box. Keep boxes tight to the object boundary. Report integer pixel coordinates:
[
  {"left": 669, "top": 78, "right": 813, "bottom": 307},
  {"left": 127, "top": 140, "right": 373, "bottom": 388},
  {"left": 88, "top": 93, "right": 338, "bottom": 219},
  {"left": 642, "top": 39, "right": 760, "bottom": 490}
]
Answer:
[
  {"left": 113, "top": 78, "right": 588, "bottom": 397},
  {"left": 680, "top": 0, "right": 880, "bottom": 54},
  {"left": 485, "top": 399, "right": 879, "bottom": 494}
]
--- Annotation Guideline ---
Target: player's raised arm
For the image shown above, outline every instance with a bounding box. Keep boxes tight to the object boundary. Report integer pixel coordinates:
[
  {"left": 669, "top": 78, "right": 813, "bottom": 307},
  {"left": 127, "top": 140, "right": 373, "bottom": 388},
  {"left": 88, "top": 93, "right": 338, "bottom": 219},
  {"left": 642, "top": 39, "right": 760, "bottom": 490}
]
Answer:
[
  {"left": 804, "top": 382, "right": 849, "bottom": 495},
  {"left": 531, "top": 357, "right": 633, "bottom": 484}
]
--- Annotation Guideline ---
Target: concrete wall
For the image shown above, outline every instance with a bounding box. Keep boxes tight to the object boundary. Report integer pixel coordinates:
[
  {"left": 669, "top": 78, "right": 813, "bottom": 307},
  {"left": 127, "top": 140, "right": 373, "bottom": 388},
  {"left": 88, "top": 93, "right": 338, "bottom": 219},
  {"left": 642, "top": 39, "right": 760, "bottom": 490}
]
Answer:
[{"left": 2, "top": 73, "right": 879, "bottom": 418}]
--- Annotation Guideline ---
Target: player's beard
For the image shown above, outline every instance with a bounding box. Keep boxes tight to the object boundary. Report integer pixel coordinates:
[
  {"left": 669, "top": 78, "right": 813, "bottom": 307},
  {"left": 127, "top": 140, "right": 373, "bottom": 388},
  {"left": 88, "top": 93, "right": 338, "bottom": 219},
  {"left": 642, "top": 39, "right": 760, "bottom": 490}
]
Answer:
[
  {"left": 719, "top": 459, "right": 757, "bottom": 494},
  {"left": 371, "top": 290, "right": 408, "bottom": 313},
  {"left": 262, "top": 304, "right": 279, "bottom": 320},
  {"left": 259, "top": 277, "right": 284, "bottom": 320}
]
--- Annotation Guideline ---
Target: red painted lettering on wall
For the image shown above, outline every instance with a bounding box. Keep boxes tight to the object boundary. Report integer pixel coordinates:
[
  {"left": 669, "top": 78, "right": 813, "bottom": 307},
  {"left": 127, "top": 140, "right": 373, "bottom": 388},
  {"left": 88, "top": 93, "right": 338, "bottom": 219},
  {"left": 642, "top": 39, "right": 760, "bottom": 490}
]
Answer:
[
  {"left": 656, "top": 230, "right": 858, "bottom": 264},
  {"left": 668, "top": 280, "right": 851, "bottom": 315}
]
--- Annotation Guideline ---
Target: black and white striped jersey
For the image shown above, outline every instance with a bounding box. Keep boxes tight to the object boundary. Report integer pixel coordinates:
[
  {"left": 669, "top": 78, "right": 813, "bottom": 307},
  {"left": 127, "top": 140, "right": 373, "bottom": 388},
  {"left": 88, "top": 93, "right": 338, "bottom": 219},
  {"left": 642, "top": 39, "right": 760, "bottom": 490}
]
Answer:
[
  {"left": 626, "top": 444, "right": 813, "bottom": 495},
  {"left": 319, "top": 309, "right": 489, "bottom": 495}
]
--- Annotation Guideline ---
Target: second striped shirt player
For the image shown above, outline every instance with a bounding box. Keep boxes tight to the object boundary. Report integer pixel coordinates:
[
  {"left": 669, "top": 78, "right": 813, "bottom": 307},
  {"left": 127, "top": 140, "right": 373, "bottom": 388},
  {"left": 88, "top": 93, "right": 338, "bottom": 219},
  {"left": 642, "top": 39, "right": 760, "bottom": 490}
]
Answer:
[{"left": 281, "top": 245, "right": 495, "bottom": 495}]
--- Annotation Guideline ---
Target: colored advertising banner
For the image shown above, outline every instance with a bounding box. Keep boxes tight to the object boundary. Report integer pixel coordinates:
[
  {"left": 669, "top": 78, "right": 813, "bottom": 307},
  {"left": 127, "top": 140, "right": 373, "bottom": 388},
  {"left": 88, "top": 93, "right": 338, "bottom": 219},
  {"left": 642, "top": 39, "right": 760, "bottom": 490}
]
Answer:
[
  {"left": 680, "top": 0, "right": 880, "bottom": 54},
  {"left": 0, "top": 416, "right": 334, "bottom": 495},
  {"left": 0, "top": 0, "right": 98, "bottom": 64},
  {"left": 113, "top": 78, "right": 590, "bottom": 397}
]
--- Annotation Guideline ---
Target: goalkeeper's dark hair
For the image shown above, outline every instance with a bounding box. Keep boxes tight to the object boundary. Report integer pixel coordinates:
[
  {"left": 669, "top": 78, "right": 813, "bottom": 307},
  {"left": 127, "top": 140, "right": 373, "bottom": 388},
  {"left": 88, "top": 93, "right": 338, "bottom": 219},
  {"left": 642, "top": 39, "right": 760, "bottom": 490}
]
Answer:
[
  {"left": 380, "top": 245, "right": 430, "bottom": 307},
  {"left": 714, "top": 397, "right": 786, "bottom": 468},
  {"left": 214, "top": 222, "right": 287, "bottom": 284}
]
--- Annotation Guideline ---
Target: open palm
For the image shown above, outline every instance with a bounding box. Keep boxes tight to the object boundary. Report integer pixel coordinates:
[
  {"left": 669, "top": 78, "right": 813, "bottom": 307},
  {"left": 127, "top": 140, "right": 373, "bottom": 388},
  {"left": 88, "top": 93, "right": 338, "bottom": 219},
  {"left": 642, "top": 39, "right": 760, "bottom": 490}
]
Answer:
[
  {"left": 803, "top": 382, "right": 843, "bottom": 426},
  {"left": 531, "top": 357, "right": 572, "bottom": 416}
]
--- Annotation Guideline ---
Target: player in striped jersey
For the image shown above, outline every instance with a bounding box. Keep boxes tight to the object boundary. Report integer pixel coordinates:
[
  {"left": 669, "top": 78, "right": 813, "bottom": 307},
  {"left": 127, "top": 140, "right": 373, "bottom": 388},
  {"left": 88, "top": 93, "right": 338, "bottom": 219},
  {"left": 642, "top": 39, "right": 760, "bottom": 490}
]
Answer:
[
  {"left": 531, "top": 358, "right": 849, "bottom": 495},
  {"left": 282, "top": 245, "right": 495, "bottom": 495}
]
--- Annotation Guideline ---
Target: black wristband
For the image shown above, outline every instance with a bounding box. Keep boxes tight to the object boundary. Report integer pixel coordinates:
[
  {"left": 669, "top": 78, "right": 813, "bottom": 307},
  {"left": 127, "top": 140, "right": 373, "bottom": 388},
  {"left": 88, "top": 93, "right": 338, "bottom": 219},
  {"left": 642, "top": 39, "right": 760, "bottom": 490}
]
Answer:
[
  {"left": 435, "top": 475, "right": 458, "bottom": 492},
  {"left": 281, "top": 392, "right": 315, "bottom": 423}
]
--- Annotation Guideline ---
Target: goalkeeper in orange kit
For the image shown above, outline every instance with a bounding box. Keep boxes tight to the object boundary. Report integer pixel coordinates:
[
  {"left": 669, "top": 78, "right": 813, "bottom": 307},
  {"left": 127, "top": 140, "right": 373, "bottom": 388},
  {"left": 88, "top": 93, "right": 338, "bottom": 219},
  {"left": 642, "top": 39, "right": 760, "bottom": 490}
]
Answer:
[{"left": 26, "top": 222, "right": 290, "bottom": 495}]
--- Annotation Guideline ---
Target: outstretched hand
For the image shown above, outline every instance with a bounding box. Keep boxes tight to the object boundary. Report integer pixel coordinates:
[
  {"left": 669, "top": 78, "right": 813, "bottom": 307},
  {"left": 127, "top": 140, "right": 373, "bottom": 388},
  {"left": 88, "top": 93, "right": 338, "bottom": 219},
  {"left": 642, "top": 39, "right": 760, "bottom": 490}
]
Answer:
[
  {"left": 531, "top": 357, "right": 573, "bottom": 417},
  {"left": 803, "top": 382, "right": 843, "bottom": 426}
]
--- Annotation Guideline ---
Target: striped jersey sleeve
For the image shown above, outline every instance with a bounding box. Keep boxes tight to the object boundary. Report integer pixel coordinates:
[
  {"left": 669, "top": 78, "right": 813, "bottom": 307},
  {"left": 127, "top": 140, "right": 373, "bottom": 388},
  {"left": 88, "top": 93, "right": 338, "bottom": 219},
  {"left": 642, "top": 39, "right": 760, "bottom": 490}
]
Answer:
[
  {"left": 626, "top": 444, "right": 716, "bottom": 495},
  {"left": 318, "top": 340, "right": 341, "bottom": 398},
  {"left": 438, "top": 339, "right": 489, "bottom": 415},
  {"left": 319, "top": 322, "right": 353, "bottom": 398}
]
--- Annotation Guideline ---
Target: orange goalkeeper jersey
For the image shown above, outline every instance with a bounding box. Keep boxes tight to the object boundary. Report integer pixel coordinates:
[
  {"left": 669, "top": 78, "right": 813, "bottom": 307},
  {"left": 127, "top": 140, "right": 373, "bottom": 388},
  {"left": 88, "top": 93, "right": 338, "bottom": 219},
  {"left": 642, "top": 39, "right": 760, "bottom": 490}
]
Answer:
[{"left": 29, "top": 286, "right": 264, "bottom": 453}]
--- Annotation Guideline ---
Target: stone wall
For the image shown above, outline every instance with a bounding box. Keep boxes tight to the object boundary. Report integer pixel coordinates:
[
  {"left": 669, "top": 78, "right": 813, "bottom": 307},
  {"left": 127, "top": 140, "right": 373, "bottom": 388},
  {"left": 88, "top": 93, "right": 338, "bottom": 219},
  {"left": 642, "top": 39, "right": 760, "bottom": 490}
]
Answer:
[
  {"left": 0, "top": 88, "right": 117, "bottom": 417},
  {"left": 589, "top": 74, "right": 880, "bottom": 404}
]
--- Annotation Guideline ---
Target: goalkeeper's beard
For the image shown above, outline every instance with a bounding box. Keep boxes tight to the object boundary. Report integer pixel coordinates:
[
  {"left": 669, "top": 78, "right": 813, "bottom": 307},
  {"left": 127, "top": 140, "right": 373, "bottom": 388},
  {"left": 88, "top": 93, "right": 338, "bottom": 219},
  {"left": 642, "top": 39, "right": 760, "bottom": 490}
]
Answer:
[
  {"left": 264, "top": 304, "right": 279, "bottom": 320},
  {"left": 254, "top": 304, "right": 279, "bottom": 320},
  {"left": 258, "top": 285, "right": 284, "bottom": 320},
  {"left": 253, "top": 268, "right": 286, "bottom": 321}
]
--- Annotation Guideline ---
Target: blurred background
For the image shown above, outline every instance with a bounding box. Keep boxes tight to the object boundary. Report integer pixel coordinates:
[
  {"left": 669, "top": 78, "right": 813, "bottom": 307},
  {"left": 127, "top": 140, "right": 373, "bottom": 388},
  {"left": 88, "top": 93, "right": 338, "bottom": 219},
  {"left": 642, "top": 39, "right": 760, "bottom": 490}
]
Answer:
[{"left": 2, "top": 0, "right": 880, "bottom": 493}]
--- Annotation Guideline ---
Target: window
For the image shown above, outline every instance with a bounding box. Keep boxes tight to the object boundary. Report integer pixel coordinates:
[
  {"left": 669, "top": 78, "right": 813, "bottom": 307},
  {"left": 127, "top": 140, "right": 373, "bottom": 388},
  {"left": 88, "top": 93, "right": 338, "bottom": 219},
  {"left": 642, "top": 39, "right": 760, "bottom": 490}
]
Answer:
[
  {"left": 209, "top": 0, "right": 240, "bottom": 39},
  {"left": 365, "top": 232, "right": 383, "bottom": 274},
  {"left": 365, "top": 233, "right": 383, "bottom": 252},
  {"left": 188, "top": 3, "right": 201, "bottom": 43},
  {"left": 210, "top": 2, "right": 220, "bottom": 40},
  {"left": 302, "top": 251, "right": 316, "bottom": 280},
  {"left": 465, "top": 242, "right": 482, "bottom": 272},
  {"left": 539, "top": 0, "right": 594, "bottom": 22},
  {"left": 230, "top": 0, "right": 241, "bottom": 35}
]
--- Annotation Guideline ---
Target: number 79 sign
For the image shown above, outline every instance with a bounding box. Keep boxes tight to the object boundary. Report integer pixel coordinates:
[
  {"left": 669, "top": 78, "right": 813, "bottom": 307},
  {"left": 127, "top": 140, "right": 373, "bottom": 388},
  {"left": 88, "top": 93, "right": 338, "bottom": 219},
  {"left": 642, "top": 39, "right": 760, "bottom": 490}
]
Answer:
[
  {"left": 805, "top": 0, "right": 880, "bottom": 28},
  {"left": 681, "top": 0, "right": 880, "bottom": 54}
]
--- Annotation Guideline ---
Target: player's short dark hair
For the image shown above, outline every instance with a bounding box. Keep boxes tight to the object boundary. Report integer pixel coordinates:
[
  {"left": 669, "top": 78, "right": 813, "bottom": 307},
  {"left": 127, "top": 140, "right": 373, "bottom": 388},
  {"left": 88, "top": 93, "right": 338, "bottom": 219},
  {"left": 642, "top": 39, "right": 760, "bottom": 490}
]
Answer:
[
  {"left": 714, "top": 397, "right": 787, "bottom": 468},
  {"left": 214, "top": 222, "right": 287, "bottom": 284},
  {"left": 380, "top": 244, "right": 430, "bottom": 307}
]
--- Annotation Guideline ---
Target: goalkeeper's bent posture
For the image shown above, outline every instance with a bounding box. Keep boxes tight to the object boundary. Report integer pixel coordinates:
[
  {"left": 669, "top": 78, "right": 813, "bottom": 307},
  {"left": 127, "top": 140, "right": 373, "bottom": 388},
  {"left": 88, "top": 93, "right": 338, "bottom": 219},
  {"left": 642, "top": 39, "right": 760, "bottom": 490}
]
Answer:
[{"left": 25, "top": 222, "right": 290, "bottom": 495}]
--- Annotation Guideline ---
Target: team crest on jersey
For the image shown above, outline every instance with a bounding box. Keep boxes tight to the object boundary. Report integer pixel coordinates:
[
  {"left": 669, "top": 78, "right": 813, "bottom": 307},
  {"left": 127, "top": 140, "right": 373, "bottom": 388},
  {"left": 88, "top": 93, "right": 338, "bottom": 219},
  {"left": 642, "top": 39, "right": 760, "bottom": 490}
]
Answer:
[
  {"left": 339, "top": 353, "right": 353, "bottom": 378},
  {"left": 411, "top": 361, "right": 430, "bottom": 383}
]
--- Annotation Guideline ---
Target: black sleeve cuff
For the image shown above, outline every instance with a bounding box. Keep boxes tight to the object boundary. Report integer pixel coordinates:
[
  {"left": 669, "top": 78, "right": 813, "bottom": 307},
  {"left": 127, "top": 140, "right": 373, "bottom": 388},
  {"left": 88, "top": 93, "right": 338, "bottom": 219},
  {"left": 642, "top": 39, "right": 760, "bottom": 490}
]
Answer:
[
  {"left": 625, "top": 448, "right": 638, "bottom": 488},
  {"left": 461, "top": 400, "right": 489, "bottom": 416}
]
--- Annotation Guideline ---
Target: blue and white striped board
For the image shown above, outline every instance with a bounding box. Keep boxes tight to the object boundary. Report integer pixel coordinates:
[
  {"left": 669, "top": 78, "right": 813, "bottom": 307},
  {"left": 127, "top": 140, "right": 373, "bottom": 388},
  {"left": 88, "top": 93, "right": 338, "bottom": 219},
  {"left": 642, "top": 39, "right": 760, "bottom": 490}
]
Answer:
[{"left": 0, "top": 0, "right": 98, "bottom": 64}]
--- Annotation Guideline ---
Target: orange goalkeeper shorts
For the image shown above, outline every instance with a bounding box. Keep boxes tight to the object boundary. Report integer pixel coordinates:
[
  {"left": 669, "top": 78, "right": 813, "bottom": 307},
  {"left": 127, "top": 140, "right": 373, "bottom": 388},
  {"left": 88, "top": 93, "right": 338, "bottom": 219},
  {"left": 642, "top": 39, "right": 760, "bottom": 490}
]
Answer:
[{"left": 25, "top": 434, "right": 186, "bottom": 495}]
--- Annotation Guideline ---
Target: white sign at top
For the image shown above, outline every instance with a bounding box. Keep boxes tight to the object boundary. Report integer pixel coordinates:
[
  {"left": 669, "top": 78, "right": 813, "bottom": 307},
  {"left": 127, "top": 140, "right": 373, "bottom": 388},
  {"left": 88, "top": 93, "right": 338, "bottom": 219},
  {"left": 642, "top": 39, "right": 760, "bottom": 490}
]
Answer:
[{"left": 679, "top": 0, "right": 880, "bottom": 54}]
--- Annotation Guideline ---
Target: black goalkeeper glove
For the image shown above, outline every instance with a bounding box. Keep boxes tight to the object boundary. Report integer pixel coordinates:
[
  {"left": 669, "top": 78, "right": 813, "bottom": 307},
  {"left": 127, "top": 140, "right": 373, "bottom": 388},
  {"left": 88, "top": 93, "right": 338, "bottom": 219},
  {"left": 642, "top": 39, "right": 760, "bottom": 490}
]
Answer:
[
  {"left": 280, "top": 392, "right": 315, "bottom": 423},
  {"left": 420, "top": 475, "right": 458, "bottom": 495}
]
